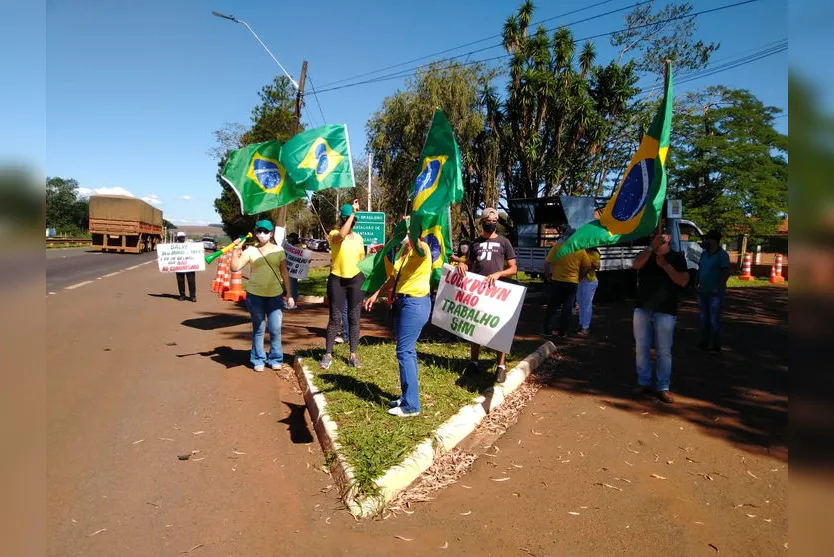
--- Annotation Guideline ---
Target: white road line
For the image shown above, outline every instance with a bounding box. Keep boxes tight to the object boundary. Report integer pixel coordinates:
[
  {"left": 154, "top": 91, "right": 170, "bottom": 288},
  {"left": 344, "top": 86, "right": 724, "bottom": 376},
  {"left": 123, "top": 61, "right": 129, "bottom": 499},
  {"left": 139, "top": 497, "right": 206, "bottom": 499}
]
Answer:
[
  {"left": 60, "top": 259, "right": 154, "bottom": 293},
  {"left": 66, "top": 280, "right": 93, "bottom": 290},
  {"left": 102, "top": 271, "right": 122, "bottom": 278}
]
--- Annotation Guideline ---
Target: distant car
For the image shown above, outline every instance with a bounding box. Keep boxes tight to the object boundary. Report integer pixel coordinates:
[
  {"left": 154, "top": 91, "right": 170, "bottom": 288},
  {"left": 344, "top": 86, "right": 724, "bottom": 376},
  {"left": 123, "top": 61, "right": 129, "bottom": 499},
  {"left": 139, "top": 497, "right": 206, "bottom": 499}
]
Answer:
[
  {"left": 202, "top": 237, "right": 217, "bottom": 251},
  {"left": 315, "top": 240, "right": 329, "bottom": 252}
]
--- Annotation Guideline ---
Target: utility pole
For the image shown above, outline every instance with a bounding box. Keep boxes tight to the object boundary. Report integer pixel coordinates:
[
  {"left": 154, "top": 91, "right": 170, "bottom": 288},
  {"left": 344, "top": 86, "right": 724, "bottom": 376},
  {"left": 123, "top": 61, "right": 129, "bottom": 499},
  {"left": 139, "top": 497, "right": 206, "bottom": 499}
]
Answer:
[
  {"left": 276, "top": 60, "right": 308, "bottom": 228},
  {"left": 367, "top": 152, "right": 373, "bottom": 211}
]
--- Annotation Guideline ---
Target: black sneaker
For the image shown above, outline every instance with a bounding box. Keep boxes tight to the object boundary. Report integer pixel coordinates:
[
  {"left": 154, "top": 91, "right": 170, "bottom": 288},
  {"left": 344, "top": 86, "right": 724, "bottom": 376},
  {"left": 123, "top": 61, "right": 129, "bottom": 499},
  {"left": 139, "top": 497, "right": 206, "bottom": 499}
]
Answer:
[
  {"left": 178, "top": 295, "right": 185, "bottom": 301},
  {"left": 496, "top": 365, "right": 507, "bottom": 384},
  {"left": 189, "top": 296, "right": 196, "bottom": 302}
]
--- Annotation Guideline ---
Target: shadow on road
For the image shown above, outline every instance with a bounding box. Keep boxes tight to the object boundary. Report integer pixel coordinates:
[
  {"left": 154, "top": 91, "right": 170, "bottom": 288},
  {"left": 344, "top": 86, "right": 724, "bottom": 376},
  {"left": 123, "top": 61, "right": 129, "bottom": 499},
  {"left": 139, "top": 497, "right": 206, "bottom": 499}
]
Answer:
[
  {"left": 277, "top": 402, "right": 314, "bottom": 444},
  {"left": 147, "top": 293, "right": 185, "bottom": 300},
  {"left": 181, "top": 312, "right": 251, "bottom": 330},
  {"left": 517, "top": 287, "right": 788, "bottom": 461},
  {"left": 176, "top": 345, "right": 250, "bottom": 369}
]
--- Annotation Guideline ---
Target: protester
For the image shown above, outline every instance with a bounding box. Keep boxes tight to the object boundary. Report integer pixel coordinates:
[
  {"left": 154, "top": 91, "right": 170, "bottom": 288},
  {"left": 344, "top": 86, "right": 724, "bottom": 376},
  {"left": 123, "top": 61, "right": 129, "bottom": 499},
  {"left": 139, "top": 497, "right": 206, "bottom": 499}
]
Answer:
[
  {"left": 450, "top": 238, "right": 471, "bottom": 265},
  {"left": 321, "top": 199, "right": 365, "bottom": 369},
  {"left": 174, "top": 231, "right": 196, "bottom": 302},
  {"left": 456, "top": 208, "right": 517, "bottom": 383},
  {"left": 286, "top": 232, "right": 303, "bottom": 308},
  {"left": 631, "top": 233, "right": 690, "bottom": 403},
  {"left": 697, "top": 230, "right": 731, "bottom": 352},
  {"left": 542, "top": 228, "right": 590, "bottom": 337},
  {"left": 576, "top": 247, "right": 601, "bottom": 335},
  {"left": 364, "top": 231, "right": 432, "bottom": 417},
  {"left": 231, "top": 220, "right": 294, "bottom": 372}
]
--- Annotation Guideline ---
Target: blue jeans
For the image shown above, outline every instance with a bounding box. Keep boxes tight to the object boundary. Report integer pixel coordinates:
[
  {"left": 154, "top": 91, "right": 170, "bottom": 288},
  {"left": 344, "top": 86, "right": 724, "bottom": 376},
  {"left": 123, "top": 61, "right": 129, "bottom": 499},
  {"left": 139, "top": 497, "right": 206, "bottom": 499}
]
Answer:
[
  {"left": 633, "top": 308, "right": 676, "bottom": 392},
  {"left": 245, "top": 293, "right": 284, "bottom": 367},
  {"left": 394, "top": 295, "right": 431, "bottom": 413},
  {"left": 698, "top": 292, "right": 724, "bottom": 347}
]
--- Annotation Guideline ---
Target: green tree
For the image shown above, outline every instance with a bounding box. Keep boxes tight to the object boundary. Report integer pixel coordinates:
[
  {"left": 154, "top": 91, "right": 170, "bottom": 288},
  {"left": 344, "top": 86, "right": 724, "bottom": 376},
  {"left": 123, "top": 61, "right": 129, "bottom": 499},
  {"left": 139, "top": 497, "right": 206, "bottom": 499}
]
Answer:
[
  {"left": 212, "top": 76, "right": 302, "bottom": 239},
  {"left": 46, "top": 177, "right": 88, "bottom": 235},
  {"left": 366, "top": 61, "right": 491, "bottom": 238},
  {"left": 668, "top": 86, "right": 788, "bottom": 238}
]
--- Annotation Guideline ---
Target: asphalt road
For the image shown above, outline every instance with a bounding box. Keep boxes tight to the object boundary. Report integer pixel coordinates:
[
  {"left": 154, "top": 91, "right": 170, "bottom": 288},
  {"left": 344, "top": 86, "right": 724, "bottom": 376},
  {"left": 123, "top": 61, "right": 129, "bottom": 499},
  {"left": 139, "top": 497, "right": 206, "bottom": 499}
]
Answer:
[{"left": 46, "top": 248, "right": 159, "bottom": 292}]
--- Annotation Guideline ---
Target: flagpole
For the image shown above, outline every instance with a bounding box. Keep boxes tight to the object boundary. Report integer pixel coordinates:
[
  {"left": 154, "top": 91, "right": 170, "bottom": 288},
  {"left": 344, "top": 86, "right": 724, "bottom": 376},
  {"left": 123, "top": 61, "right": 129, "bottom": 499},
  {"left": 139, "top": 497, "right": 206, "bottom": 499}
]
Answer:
[{"left": 657, "top": 59, "right": 672, "bottom": 238}]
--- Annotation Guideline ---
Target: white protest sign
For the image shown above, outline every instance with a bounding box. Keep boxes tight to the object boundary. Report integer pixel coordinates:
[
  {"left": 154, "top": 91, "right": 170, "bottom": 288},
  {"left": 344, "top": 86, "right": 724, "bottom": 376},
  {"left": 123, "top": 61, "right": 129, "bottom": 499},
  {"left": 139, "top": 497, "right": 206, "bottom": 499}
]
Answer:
[
  {"left": 157, "top": 242, "right": 206, "bottom": 273},
  {"left": 431, "top": 264, "right": 527, "bottom": 354},
  {"left": 282, "top": 241, "right": 314, "bottom": 280},
  {"left": 272, "top": 226, "right": 286, "bottom": 247}
]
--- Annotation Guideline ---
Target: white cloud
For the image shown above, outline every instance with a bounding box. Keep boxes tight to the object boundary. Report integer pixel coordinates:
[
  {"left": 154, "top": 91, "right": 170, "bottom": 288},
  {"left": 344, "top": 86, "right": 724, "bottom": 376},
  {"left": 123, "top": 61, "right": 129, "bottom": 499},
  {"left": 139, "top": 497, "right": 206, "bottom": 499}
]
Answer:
[
  {"left": 182, "top": 195, "right": 192, "bottom": 200},
  {"left": 142, "top": 194, "right": 162, "bottom": 206},
  {"left": 77, "top": 186, "right": 135, "bottom": 198}
]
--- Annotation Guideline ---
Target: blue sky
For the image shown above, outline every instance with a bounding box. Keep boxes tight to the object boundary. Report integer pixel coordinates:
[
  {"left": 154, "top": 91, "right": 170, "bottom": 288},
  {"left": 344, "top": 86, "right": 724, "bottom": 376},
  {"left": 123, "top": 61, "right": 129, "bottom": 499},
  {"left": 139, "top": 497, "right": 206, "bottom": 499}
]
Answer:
[{"left": 7, "top": 0, "right": 788, "bottom": 225}]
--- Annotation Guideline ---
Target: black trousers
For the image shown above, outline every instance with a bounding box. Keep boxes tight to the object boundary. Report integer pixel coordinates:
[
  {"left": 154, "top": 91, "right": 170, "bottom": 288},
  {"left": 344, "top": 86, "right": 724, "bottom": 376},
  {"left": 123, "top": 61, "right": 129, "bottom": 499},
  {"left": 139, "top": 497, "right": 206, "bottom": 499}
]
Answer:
[
  {"left": 176, "top": 272, "right": 196, "bottom": 298},
  {"left": 325, "top": 273, "right": 364, "bottom": 353},
  {"left": 543, "top": 281, "right": 578, "bottom": 335}
]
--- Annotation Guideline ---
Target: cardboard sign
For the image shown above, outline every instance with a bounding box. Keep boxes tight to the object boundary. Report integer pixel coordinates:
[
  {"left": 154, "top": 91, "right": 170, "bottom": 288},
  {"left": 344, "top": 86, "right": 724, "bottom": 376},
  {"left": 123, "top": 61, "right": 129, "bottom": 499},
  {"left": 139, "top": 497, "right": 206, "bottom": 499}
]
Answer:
[
  {"left": 282, "top": 241, "right": 314, "bottom": 280},
  {"left": 431, "top": 264, "right": 527, "bottom": 354},
  {"left": 666, "top": 199, "right": 682, "bottom": 219},
  {"left": 157, "top": 242, "right": 206, "bottom": 273}
]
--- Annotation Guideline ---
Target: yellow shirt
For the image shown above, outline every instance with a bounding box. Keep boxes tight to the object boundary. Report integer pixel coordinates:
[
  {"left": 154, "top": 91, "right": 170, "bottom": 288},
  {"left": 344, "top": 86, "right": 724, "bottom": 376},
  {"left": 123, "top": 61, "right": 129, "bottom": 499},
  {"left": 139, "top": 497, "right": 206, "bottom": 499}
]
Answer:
[
  {"left": 585, "top": 250, "right": 601, "bottom": 281},
  {"left": 391, "top": 241, "right": 432, "bottom": 297},
  {"left": 546, "top": 243, "right": 590, "bottom": 284},
  {"left": 329, "top": 229, "right": 365, "bottom": 278},
  {"left": 243, "top": 246, "right": 286, "bottom": 297}
]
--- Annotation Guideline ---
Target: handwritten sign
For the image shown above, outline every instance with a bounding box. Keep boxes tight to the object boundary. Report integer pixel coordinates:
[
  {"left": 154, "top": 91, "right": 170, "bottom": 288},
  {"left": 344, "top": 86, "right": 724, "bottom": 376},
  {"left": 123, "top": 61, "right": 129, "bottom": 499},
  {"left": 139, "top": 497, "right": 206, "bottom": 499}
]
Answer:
[
  {"left": 431, "top": 264, "right": 527, "bottom": 354},
  {"left": 282, "top": 241, "right": 314, "bottom": 280},
  {"left": 157, "top": 242, "right": 206, "bottom": 273}
]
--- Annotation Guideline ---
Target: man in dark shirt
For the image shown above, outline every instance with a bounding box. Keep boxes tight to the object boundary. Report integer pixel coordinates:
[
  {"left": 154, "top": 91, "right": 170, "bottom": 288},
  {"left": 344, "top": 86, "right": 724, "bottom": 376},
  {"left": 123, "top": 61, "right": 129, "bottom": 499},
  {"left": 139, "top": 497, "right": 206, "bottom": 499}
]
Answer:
[
  {"left": 631, "top": 233, "right": 690, "bottom": 403},
  {"left": 456, "top": 208, "right": 518, "bottom": 383}
]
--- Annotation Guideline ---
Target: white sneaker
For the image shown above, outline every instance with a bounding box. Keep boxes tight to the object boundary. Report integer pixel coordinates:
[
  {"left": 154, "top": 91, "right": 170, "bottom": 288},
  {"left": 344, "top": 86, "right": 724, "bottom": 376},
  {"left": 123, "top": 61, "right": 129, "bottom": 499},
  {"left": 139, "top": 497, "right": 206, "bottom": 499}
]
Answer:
[
  {"left": 334, "top": 336, "right": 345, "bottom": 344},
  {"left": 253, "top": 364, "right": 265, "bottom": 372},
  {"left": 271, "top": 362, "right": 282, "bottom": 370},
  {"left": 387, "top": 406, "right": 420, "bottom": 417}
]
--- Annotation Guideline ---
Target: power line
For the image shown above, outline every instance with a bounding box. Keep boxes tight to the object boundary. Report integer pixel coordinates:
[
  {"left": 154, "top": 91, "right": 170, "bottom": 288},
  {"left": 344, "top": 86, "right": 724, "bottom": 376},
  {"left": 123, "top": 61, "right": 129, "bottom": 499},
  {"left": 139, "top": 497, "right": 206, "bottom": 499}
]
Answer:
[
  {"left": 306, "top": 75, "right": 328, "bottom": 125},
  {"left": 313, "top": 0, "right": 764, "bottom": 95},
  {"left": 317, "top": 0, "right": 628, "bottom": 88}
]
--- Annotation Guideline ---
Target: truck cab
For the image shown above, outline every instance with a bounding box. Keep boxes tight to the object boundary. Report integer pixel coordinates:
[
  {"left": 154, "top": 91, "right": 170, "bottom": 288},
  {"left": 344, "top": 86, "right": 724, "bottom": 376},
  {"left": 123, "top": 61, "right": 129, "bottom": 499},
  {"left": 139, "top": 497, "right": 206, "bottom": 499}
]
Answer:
[{"left": 508, "top": 196, "right": 704, "bottom": 299}]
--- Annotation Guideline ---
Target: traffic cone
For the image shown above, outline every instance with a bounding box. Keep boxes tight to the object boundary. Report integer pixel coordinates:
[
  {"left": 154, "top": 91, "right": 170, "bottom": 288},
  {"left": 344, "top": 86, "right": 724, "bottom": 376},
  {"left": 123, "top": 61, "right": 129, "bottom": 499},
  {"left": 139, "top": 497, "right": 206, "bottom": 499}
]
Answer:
[
  {"left": 210, "top": 254, "right": 228, "bottom": 293},
  {"left": 738, "top": 252, "right": 754, "bottom": 281},
  {"left": 769, "top": 254, "right": 785, "bottom": 284},
  {"left": 218, "top": 254, "right": 232, "bottom": 298},
  {"left": 223, "top": 268, "right": 247, "bottom": 302}
]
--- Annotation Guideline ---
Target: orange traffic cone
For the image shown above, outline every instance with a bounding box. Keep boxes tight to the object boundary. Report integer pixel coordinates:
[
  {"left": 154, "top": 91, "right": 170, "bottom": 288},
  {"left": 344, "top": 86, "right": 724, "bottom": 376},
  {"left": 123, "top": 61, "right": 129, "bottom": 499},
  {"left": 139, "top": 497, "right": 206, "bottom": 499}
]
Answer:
[
  {"left": 218, "top": 254, "right": 231, "bottom": 298},
  {"left": 210, "top": 254, "right": 228, "bottom": 293},
  {"left": 769, "top": 254, "right": 785, "bottom": 284},
  {"left": 223, "top": 268, "right": 247, "bottom": 302},
  {"left": 738, "top": 252, "right": 754, "bottom": 281}
]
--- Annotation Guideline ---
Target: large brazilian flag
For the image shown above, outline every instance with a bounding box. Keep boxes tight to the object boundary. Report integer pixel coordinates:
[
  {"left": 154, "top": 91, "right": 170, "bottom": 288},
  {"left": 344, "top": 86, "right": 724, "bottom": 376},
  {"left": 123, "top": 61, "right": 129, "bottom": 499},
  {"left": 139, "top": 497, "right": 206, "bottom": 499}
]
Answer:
[{"left": 558, "top": 67, "right": 674, "bottom": 257}]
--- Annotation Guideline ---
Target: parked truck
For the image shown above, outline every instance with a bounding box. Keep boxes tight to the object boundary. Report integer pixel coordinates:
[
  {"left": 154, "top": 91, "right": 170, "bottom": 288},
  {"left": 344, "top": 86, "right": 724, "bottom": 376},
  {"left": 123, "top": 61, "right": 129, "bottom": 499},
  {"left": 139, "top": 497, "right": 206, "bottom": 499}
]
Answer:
[
  {"left": 89, "top": 195, "right": 163, "bottom": 253},
  {"left": 508, "top": 195, "right": 704, "bottom": 299}
]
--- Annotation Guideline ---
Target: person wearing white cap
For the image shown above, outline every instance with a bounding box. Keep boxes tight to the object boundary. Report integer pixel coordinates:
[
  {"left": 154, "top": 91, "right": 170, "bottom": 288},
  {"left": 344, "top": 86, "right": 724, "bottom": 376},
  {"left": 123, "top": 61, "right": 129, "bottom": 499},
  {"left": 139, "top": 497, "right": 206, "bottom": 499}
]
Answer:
[{"left": 174, "top": 231, "right": 196, "bottom": 302}]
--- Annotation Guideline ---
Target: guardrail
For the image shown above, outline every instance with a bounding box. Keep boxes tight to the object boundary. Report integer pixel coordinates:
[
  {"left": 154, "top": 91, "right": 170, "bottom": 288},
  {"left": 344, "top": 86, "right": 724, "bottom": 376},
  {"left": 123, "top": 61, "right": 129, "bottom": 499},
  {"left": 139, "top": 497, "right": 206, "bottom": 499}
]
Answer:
[{"left": 46, "top": 238, "right": 92, "bottom": 247}]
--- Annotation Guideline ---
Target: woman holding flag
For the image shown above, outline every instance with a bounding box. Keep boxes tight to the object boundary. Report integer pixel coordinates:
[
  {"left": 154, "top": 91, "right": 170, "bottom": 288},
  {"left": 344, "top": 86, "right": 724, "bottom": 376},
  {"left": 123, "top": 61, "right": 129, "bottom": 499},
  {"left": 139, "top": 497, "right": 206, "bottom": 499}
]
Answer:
[
  {"left": 320, "top": 199, "right": 365, "bottom": 370},
  {"left": 363, "top": 224, "right": 433, "bottom": 417}
]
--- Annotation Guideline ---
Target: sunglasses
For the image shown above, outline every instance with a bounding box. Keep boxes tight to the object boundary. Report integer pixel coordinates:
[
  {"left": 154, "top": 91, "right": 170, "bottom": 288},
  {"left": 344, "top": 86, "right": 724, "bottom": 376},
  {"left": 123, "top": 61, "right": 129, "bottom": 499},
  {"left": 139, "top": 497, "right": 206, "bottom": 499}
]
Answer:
[{"left": 255, "top": 228, "right": 270, "bottom": 234}]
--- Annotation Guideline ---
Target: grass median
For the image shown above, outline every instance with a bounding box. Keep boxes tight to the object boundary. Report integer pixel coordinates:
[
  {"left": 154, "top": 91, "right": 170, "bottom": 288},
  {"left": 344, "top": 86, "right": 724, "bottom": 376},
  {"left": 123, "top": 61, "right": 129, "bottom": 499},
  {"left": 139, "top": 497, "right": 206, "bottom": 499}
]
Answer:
[
  {"left": 297, "top": 266, "right": 330, "bottom": 297},
  {"left": 727, "top": 276, "right": 787, "bottom": 288},
  {"left": 298, "top": 335, "right": 541, "bottom": 497}
]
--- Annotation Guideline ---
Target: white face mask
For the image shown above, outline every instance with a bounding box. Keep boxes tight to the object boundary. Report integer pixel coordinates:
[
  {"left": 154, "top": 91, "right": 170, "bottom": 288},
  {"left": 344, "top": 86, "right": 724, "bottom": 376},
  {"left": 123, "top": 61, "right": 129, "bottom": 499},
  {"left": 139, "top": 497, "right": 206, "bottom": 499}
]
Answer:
[{"left": 255, "top": 232, "right": 271, "bottom": 243}]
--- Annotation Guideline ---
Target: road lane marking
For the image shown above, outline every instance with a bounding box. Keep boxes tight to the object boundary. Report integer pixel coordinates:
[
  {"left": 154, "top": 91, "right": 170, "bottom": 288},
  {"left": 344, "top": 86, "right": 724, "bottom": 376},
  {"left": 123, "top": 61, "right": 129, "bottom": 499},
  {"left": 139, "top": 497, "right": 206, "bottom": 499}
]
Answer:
[
  {"left": 58, "top": 259, "right": 155, "bottom": 293},
  {"left": 66, "top": 280, "right": 93, "bottom": 290},
  {"left": 102, "top": 271, "right": 121, "bottom": 278}
]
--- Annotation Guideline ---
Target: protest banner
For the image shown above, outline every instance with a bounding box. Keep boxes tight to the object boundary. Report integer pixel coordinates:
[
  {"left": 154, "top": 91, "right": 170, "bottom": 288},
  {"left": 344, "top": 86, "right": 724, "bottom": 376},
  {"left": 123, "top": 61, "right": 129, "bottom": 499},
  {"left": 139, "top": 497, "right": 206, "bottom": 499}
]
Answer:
[
  {"left": 282, "top": 241, "right": 314, "bottom": 280},
  {"left": 431, "top": 264, "right": 527, "bottom": 354},
  {"left": 157, "top": 242, "right": 206, "bottom": 273}
]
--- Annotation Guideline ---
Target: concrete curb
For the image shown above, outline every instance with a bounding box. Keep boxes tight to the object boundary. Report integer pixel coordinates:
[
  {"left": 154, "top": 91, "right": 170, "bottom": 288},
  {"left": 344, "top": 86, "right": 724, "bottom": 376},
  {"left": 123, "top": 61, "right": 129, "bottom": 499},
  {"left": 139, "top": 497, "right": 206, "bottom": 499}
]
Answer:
[
  {"left": 297, "top": 295, "right": 325, "bottom": 304},
  {"left": 293, "top": 340, "right": 558, "bottom": 518}
]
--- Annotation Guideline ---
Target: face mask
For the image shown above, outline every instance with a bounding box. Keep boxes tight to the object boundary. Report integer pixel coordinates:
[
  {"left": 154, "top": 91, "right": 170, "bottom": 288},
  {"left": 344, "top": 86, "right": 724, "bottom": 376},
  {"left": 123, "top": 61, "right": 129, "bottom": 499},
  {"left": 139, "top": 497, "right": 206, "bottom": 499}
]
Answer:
[
  {"left": 255, "top": 232, "right": 271, "bottom": 243},
  {"left": 482, "top": 221, "right": 498, "bottom": 234},
  {"left": 459, "top": 245, "right": 469, "bottom": 255}
]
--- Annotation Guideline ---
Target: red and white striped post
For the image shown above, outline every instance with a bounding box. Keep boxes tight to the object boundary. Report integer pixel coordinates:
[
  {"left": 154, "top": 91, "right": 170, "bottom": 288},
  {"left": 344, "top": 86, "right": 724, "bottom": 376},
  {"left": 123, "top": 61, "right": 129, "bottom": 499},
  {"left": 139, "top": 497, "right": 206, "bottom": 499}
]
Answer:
[
  {"left": 769, "top": 254, "right": 785, "bottom": 283},
  {"left": 739, "top": 252, "right": 754, "bottom": 281}
]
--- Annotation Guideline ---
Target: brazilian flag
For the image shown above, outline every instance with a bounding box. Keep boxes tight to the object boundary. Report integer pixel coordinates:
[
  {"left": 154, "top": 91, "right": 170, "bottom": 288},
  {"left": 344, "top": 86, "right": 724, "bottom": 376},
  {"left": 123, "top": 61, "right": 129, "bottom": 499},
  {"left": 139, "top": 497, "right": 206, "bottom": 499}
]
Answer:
[
  {"left": 558, "top": 67, "right": 674, "bottom": 257},
  {"left": 410, "top": 109, "right": 464, "bottom": 215},
  {"left": 281, "top": 124, "right": 355, "bottom": 192},
  {"left": 220, "top": 140, "right": 307, "bottom": 215},
  {"left": 358, "top": 218, "right": 410, "bottom": 294},
  {"left": 409, "top": 210, "right": 452, "bottom": 289}
]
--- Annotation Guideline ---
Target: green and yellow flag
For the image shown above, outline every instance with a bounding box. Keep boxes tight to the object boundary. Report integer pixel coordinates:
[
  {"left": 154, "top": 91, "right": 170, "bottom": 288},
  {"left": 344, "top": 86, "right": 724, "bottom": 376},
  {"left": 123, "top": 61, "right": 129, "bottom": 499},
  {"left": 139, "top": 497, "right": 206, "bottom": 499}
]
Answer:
[
  {"left": 410, "top": 109, "right": 464, "bottom": 215},
  {"left": 358, "top": 218, "right": 410, "bottom": 294},
  {"left": 220, "top": 140, "right": 306, "bottom": 215},
  {"left": 558, "top": 66, "right": 674, "bottom": 257},
  {"left": 409, "top": 209, "right": 452, "bottom": 289},
  {"left": 282, "top": 124, "right": 355, "bottom": 192}
]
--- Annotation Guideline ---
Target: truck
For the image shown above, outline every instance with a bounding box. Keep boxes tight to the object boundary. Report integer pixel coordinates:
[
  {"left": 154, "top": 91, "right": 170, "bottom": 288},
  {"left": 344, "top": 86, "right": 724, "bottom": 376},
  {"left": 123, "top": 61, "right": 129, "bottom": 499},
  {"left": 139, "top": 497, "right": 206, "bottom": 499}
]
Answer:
[
  {"left": 88, "top": 195, "right": 163, "bottom": 254},
  {"left": 507, "top": 195, "right": 704, "bottom": 299}
]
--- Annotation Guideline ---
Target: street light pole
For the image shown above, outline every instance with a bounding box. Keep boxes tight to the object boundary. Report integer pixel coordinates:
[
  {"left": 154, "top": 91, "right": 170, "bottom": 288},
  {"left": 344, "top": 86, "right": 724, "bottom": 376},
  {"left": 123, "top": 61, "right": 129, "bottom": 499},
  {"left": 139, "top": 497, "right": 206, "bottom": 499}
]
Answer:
[{"left": 211, "top": 11, "right": 298, "bottom": 90}]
